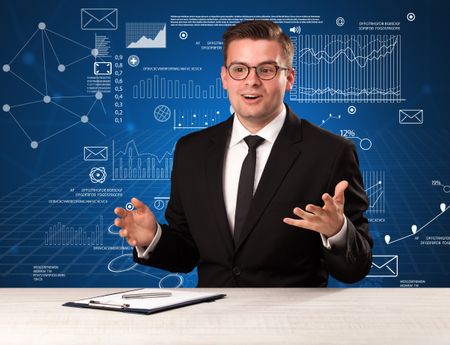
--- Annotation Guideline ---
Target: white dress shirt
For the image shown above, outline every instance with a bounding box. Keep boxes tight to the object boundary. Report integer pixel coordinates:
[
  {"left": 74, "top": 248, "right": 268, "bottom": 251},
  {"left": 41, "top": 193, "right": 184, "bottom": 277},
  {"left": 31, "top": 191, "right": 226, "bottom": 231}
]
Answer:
[
  {"left": 222, "top": 105, "right": 286, "bottom": 233},
  {"left": 136, "top": 105, "right": 347, "bottom": 258}
]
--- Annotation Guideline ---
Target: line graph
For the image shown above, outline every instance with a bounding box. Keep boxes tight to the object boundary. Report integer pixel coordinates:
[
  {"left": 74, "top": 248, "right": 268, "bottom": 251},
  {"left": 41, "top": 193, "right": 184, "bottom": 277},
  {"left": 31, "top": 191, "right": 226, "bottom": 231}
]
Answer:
[
  {"left": 318, "top": 113, "right": 341, "bottom": 127},
  {"left": 385, "top": 203, "right": 449, "bottom": 245},
  {"left": 112, "top": 140, "right": 174, "bottom": 180},
  {"left": 363, "top": 171, "right": 385, "bottom": 214},
  {"left": 290, "top": 35, "right": 402, "bottom": 103},
  {"left": 126, "top": 22, "right": 166, "bottom": 48}
]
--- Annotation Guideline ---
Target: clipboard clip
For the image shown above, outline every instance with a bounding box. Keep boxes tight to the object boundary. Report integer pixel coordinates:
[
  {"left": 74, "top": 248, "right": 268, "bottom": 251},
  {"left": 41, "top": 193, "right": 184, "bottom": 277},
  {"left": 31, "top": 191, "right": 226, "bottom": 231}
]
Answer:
[{"left": 89, "top": 300, "right": 130, "bottom": 309}]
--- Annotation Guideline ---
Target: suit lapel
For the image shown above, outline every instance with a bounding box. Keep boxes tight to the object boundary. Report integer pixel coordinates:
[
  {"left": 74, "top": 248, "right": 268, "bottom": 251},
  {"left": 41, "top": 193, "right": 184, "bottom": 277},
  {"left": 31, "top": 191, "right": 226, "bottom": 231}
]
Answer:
[
  {"left": 235, "top": 108, "right": 303, "bottom": 250},
  {"left": 205, "top": 116, "right": 235, "bottom": 253}
]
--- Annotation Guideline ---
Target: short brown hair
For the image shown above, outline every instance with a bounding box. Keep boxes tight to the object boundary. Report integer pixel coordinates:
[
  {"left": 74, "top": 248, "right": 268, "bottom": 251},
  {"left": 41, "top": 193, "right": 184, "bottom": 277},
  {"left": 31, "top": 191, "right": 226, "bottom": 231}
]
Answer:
[{"left": 223, "top": 20, "right": 294, "bottom": 67}]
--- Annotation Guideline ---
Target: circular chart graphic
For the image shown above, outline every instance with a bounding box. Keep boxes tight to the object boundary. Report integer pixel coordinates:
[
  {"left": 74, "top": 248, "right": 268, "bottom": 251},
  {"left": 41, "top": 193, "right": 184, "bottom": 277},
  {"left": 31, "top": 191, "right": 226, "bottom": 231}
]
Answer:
[
  {"left": 159, "top": 273, "right": 184, "bottom": 288},
  {"left": 108, "top": 254, "right": 138, "bottom": 273}
]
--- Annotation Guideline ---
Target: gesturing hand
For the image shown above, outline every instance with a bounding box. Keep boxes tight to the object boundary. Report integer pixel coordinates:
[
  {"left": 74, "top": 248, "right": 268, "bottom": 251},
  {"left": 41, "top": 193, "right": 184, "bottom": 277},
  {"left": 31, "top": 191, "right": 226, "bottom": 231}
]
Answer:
[
  {"left": 114, "top": 197, "right": 158, "bottom": 247},
  {"left": 283, "top": 180, "right": 348, "bottom": 238}
]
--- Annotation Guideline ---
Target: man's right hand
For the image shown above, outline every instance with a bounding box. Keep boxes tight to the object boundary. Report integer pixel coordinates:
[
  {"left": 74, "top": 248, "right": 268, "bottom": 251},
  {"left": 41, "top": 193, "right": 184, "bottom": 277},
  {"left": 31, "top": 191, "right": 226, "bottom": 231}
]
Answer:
[{"left": 114, "top": 197, "right": 157, "bottom": 247}]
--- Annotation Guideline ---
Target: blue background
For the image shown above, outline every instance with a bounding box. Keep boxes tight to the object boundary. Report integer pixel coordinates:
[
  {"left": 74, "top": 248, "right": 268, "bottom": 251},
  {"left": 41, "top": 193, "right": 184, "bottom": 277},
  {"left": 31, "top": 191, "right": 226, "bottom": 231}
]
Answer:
[{"left": 1, "top": 0, "right": 449, "bottom": 287}]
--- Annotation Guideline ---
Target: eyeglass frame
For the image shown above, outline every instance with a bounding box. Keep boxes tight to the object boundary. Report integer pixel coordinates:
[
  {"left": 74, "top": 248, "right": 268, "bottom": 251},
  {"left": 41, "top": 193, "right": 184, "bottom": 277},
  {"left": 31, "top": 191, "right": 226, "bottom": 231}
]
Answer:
[{"left": 225, "top": 62, "right": 291, "bottom": 81}]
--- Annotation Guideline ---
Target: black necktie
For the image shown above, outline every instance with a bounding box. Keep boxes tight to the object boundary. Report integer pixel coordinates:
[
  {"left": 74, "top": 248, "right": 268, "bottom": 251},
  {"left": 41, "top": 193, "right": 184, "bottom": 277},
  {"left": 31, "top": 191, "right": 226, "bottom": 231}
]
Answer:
[{"left": 234, "top": 135, "right": 265, "bottom": 245}]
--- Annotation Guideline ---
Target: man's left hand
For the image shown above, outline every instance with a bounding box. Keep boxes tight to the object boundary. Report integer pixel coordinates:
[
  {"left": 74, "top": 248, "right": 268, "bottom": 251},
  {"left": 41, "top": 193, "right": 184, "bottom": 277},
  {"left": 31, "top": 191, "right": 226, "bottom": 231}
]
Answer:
[{"left": 283, "top": 180, "right": 348, "bottom": 238}]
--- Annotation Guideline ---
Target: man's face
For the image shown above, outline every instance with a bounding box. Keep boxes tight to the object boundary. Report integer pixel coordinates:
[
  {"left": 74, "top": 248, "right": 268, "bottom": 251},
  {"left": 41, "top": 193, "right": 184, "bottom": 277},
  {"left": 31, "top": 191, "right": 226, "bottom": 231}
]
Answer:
[{"left": 221, "top": 39, "right": 295, "bottom": 127}]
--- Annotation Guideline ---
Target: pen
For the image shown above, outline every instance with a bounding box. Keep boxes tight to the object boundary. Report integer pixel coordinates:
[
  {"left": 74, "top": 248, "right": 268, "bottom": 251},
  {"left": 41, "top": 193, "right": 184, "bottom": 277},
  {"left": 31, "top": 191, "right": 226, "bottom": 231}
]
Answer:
[
  {"left": 122, "top": 292, "right": 172, "bottom": 299},
  {"left": 89, "top": 300, "right": 130, "bottom": 308}
]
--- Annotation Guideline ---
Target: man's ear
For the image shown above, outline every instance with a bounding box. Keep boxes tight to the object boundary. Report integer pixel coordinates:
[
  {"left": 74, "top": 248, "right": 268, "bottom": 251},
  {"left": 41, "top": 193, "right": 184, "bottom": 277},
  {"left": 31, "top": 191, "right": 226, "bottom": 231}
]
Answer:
[
  {"left": 285, "top": 68, "right": 295, "bottom": 91},
  {"left": 221, "top": 66, "right": 228, "bottom": 90}
]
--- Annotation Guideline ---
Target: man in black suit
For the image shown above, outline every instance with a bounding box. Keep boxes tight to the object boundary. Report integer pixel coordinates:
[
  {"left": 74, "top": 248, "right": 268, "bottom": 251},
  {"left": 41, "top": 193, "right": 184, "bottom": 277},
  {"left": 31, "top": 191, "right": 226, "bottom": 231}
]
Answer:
[{"left": 114, "top": 20, "right": 372, "bottom": 287}]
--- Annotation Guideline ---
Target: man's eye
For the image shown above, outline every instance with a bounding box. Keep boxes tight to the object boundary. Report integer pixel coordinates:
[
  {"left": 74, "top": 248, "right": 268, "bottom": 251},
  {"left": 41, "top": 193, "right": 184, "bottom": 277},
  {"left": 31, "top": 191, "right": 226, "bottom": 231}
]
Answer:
[
  {"left": 233, "top": 67, "right": 245, "bottom": 73},
  {"left": 260, "top": 67, "right": 275, "bottom": 74}
]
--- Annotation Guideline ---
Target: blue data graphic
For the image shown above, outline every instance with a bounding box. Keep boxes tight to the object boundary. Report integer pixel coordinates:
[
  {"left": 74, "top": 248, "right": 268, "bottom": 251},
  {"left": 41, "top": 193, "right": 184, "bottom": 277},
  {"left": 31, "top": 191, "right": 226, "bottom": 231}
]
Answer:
[
  {"left": 291, "top": 35, "right": 402, "bottom": 103},
  {"left": 1, "top": 0, "right": 449, "bottom": 288}
]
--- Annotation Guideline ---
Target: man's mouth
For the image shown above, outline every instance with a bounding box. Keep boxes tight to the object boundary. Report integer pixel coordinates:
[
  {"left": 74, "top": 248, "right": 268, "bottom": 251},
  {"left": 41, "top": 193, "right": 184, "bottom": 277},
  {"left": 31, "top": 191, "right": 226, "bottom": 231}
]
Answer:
[{"left": 242, "top": 94, "right": 261, "bottom": 100}]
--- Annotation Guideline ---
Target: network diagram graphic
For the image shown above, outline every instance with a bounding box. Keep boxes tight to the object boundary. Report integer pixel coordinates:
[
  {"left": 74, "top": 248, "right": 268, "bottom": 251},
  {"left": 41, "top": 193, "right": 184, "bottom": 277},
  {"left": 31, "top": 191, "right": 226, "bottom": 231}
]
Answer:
[
  {"left": 2, "top": 22, "right": 107, "bottom": 149},
  {"left": 107, "top": 203, "right": 186, "bottom": 288}
]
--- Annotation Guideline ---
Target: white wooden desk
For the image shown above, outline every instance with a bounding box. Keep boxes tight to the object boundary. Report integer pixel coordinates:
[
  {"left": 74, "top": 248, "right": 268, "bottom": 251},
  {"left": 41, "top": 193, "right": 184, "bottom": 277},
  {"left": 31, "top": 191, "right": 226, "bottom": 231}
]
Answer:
[{"left": 0, "top": 288, "right": 449, "bottom": 345}]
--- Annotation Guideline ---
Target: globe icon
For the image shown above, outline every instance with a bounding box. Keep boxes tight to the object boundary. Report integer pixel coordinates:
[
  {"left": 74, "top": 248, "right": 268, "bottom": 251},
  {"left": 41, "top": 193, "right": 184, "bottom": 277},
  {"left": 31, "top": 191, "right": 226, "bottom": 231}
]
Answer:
[{"left": 154, "top": 105, "right": 171, "bottom": 122}]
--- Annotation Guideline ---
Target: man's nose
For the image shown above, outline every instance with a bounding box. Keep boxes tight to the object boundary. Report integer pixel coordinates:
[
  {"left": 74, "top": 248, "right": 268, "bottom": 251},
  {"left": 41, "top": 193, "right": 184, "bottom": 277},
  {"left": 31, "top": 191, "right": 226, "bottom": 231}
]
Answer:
[{"left": 245, "top": 67, "right": 262, "bottom": 86}]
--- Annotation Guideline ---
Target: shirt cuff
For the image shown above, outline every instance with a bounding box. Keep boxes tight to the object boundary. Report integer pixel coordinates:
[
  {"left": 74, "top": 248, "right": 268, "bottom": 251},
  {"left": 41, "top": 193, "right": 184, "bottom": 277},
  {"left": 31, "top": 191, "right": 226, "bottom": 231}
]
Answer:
[
  {"left": 135, "top": 223, "right": 162, "bottom": 259},
  {"left": 320, "top": 216, "right": 348, "bottom": 250}
]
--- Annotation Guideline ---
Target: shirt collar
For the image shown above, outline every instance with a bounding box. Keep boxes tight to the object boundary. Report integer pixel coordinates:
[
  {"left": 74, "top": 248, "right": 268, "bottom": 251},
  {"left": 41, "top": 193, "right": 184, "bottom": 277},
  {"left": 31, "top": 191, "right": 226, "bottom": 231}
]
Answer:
[{"left": 229, "top": 105, "right": 287, "bottom": 148}]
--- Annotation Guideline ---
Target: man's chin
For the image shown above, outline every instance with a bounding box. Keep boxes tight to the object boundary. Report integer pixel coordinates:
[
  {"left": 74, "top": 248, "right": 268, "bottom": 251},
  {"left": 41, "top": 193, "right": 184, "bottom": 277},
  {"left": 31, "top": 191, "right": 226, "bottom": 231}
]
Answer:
[
  {"left": 236, "top": 112, "right": 262, "bottom": 121},
  {"left": 237, "top": 112, "right": 278, "bottom": 127},
  {"left": 235, "top": 105, "right": 264, "bottom": 118}
]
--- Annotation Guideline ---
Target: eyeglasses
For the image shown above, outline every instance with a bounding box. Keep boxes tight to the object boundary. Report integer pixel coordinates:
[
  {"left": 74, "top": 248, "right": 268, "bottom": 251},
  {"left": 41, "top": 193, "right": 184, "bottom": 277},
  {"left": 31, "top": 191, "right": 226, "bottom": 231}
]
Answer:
[{"left": 226, "top": 63, "right": 290, "bottom": 81}]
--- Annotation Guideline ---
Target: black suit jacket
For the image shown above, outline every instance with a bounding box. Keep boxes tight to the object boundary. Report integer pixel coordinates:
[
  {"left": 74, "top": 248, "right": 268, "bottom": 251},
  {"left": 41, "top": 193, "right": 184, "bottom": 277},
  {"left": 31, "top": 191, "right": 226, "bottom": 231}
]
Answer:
[{"left": 134, "top": 106, "right": 373, "bottom": 287}]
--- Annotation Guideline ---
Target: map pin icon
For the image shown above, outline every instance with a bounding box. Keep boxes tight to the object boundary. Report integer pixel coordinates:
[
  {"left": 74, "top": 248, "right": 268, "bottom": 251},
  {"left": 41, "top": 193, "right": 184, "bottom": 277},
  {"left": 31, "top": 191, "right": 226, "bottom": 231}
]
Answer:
[
  {"left": 384, "top": 235, "right": 390, "bottom": 244},
  {"left": 440, "top": 203, "right": 446, "bottom": 213},
  {"left": 411, "top": 225, "right": 417, "bottom": 234}
]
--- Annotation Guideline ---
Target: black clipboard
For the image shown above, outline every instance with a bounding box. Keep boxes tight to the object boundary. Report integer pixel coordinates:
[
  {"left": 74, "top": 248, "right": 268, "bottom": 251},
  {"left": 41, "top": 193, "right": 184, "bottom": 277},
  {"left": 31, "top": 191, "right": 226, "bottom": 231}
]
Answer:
[{"left": 63, "top": 289, "right": 226, "bottom": 315}]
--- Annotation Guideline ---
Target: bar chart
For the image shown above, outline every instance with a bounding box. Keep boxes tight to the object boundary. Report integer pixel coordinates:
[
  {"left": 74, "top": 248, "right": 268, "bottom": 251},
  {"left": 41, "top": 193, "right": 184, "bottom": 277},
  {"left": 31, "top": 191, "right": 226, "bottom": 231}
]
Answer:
[
  {"left": 132, "top": 76, "right": 227, "bottom": 100},
  {"left": 45, "top": 216, "right": 104, "bottom": 246}
]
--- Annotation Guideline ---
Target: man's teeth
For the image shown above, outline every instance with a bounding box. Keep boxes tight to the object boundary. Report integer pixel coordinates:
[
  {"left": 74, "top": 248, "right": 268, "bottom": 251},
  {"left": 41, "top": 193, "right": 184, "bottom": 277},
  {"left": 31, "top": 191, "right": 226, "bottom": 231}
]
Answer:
[{"left": 244, "top": 95, "right": 258, "bottom": 99}]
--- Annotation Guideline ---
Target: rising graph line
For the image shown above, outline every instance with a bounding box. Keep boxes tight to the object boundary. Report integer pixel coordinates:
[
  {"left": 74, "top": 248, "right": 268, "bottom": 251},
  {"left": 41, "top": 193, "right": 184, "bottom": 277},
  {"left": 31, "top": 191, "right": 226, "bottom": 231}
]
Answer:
[
  {"left": 318, "top": 113, "right": 341, "bottom": 127},
  {"left": 363, "top": 171, "right": 385, "bottom": 214},
  {"left": 366, "top": 181, "right": 384, "bottom": 209},
  {"left": 385, "top": 203, "right": 449, "bottom": 245}
]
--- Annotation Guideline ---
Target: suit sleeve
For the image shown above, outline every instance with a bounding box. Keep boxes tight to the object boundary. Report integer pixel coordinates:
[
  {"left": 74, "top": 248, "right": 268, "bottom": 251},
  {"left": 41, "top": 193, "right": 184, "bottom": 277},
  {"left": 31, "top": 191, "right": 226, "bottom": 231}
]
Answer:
[
  {"left": 133, "top": 139, "right": 200, "bottom": 273},
  {"left": 322, "top": 140, "right": 373, "bottom": 283}
]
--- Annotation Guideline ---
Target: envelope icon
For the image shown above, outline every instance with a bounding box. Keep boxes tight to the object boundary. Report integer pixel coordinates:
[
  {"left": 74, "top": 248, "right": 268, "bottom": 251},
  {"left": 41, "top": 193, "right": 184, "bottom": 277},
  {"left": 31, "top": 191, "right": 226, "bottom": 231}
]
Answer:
[
  {"left": 367, "top": 255, "right": 398, "bottom": 277},
  {"left": 81, "top": 8, "right": 118, "bottom": 31},
  {"left": 399, "top": 109, "right": 423, "bottom": 124},
  {"left": 84, "top": 146, "right": 108, "bottom": 161}
]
